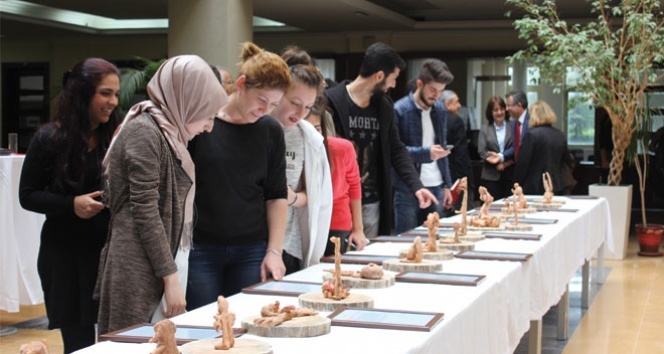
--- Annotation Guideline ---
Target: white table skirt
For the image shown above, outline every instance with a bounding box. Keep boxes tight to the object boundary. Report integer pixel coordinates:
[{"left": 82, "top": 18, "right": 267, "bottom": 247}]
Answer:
[
  {"left": 75, "top": 196, "right": 610, "bottom": 354},
  {"left": 0, "top": 155, "right": 44, "bottom": 312}
]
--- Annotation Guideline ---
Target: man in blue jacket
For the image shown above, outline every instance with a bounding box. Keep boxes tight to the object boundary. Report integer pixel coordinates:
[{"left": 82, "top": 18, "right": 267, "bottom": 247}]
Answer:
[{"left": 392, "top": 59, "right": 454, "bottom": 233}]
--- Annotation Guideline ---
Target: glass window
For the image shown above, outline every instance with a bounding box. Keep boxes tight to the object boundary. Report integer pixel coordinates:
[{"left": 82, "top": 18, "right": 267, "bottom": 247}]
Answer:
[{"left": 566, "top": 67, "right": 594, "bottom": 146}]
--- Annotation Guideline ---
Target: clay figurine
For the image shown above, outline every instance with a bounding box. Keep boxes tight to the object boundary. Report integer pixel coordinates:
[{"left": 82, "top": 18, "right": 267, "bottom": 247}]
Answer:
[
  {"left": 150, "top": 319, "right": 179, "bottom": 354},
  {"left": 511, "top": 184, "right": 521, "bottom": 225},
  {"left": 253, "top": 301, "right": 318, "bottom": 327},
  {"left": 400, "top": 236, "right": 423, "bottom": 263},
  {"left": 321, "top": 236, "right": 350, "bottom": 300},
  {"left": 359, "top": 263, "right": 384, "bottom": 279},
  {"left": 512, "top": 183, "right": 527, "bottom": 209},
  {"left": 542, "top": 172, "right": 554, "bottom": 203},
  {"left": 19, "top": 341, "right": 48, "bottom": 354},
  {"left": 424, "top": 211, "right": 440, "bottom": 252},
  {"left": 454, "top": 177, "right": 469, "bottom": 235},
  {"left": 470, "top": 186, "right": 501, "bottom": 227},
  {"left": 213, "top": 296, "right": 236, "bottom": 350},
  {"left": 453, "top": 222, "right": 461, "bottom": 244}
]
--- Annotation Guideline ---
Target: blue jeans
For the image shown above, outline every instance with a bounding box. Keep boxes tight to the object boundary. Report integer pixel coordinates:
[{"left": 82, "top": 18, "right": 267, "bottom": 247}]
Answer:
[
  {"left": 393, "top": 186, "right": 444, "bottom": 234},
  {"left": 186, "top": 240, "right": 266, "bottom": 311}
]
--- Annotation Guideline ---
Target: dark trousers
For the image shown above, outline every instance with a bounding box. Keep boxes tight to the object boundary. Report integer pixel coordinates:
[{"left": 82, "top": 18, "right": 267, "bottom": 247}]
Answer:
[{"left": 324, "top": 230, "right": 351, "bottom": 256}]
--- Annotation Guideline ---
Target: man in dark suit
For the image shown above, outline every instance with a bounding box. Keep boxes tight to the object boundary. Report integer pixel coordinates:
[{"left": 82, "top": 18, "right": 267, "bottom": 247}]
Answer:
[
  {"left": 441, "top": 90, "right": 475, "bottom": 209},
  {"left": 487, "top": 90, "right": 530, "bottom": 166}
]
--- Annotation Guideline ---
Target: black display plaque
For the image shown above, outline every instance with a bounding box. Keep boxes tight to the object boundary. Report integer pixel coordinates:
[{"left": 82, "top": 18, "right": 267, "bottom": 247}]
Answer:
[
  {"left": 99, "top": 323, "right": 245, "bottom": 345},
  {"left": 505, "top": 217, "right": 558, "bottom": 224},
  {"left": 328, "top": 307, "right": 443, "bottom": 332},
  {"left": 320, "top": 254, "right": 392, "bottom": 265},
  {"left": 483, "top": 232, "right": 542, "bottom": 241},
  {"left": 454, "top": 250, "right": 532, "bottom": 262},
  {"left": 395, "top": 271, "right": 485, "bottom": 286},
  {"left": 242, "top": 279, "right": 323, "bottom": 297}
]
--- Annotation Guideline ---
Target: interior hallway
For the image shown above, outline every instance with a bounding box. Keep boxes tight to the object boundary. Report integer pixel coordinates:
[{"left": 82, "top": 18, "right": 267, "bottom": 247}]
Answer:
[{"left": 0, "top": 236, "right": 662, "bottom": 354}]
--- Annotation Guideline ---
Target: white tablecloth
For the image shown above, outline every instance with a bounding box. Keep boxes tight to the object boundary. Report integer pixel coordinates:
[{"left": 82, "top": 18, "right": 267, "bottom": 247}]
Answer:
[
  {"left": 74, "top": 197, "right": 610, "bottom": 354},
  {"left": 0, "top": 155, "right": 45, "bottom": 312}
]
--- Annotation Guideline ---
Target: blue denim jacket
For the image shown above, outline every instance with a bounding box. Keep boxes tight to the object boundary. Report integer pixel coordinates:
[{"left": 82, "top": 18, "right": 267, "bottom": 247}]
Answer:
[{"left": 392, "top": 92, "right": 452, "bottom": 192}]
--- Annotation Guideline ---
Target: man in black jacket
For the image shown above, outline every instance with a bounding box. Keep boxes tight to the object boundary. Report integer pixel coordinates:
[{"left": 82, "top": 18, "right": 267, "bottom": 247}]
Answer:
[{"left": 325, "top": 42, "right": 438, "bottom": 237}]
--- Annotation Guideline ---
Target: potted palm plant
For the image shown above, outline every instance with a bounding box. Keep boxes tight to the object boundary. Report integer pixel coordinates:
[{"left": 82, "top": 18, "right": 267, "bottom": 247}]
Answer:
[
  {"left": 506, "top": 0, "right": 664, "bottom": 259},
  {"left": 118, "top": 57, "right": 166, "bottom": 115}
]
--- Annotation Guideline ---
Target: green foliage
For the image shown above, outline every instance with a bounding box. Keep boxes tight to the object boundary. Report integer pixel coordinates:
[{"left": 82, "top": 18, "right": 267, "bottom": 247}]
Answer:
[
  {"left": 506, "top": 0, "right": 664, "bottom": 188},
  {"left": 118, "top": 57, "right": 166, "bottom": 115}
]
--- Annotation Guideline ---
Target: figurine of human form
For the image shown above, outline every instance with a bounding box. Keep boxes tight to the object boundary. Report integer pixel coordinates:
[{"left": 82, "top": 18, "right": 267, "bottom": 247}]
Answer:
[
  {"left": 424, "top": 212, "right": 439, "bottom": 252},
  {"left": 454, "top": 177, "right": 469, "bottom": 235},
  {"left": 322, "top": 236, "right": 350, "bottom": 300},
  {"left": 511, "top": 183, "right": 522, "bottom": 225},
  {"left": 213, "top": 296, "right": 235, "bottom": 350},
  {"left": 542, "top": 172, "right": 554, "bottom": 203}
]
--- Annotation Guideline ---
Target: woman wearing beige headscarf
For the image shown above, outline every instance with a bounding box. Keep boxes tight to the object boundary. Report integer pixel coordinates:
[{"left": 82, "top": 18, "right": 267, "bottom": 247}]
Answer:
[{"left": 95, "top": 55, "right": 227, "bottom": 334}]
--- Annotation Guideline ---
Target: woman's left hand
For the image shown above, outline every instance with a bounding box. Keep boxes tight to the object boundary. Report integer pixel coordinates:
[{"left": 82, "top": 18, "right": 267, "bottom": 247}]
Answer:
[
  {"left": 74, "top": 191, "right": 105, "bottom": 219},
  {"left": 260, "top": 251, "right": 286, "bottom": 282},
  {"left": 348, "top": 230, "right": 368, "bottom": 251}
]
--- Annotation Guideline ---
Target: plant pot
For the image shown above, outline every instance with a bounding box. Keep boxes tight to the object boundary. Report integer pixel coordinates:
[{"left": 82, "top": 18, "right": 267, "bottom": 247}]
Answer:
[
  {"left": 589, "top": 184, "right": 632, "bottom": 259},
  {"left": 636, "top": 224, "right": 664, "bottom": 257}
]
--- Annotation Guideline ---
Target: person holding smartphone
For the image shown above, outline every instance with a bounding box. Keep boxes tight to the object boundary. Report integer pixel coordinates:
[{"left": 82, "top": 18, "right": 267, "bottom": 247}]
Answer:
[{"left": 392, "top": 58, "right": 455, "bottom": 233}]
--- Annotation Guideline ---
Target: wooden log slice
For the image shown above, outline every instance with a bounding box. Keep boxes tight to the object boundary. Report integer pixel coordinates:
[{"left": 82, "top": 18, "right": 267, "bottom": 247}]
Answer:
[
  {"left": 438, "top": 232, "right": 485, "bottom": 243},
  {"left": 181, "top": 338, "right": 272, "bottom": 354},
  {"left": 298, "top": 292, "right": 373, "bottom": 312},
  {"left": 382, "top": 259, "right": 443, "bottom": 273},
  {"left": 504, "top": 223, "right": 534, "bottom": 232},
  {"left": 241, "top": 315, "right": 331, "bottom": 338},
  {"left": 397, "top": 249, "right": 453, "bottom": 261},
  {"left": 321, "top": 273, "right": 395, "bottom": 289},
  {"left": 530, "top": 202, "right": 562, "bottom": 210},
  {"left": 500, "top": 207, "right": 537, "bottom": 214},
  {"left": 436, "top": 240, "right": 475, "bottom": 252}
]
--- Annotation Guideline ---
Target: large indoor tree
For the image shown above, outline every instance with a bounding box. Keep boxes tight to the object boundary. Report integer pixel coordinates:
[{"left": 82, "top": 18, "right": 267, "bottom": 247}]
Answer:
[{"left": 506, "top": 0, "right": 664, "bottom": 188}]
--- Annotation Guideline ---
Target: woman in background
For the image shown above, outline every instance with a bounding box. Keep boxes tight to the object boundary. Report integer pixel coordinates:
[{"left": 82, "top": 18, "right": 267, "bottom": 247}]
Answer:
[
  {"left": 514, "top": 100, "right": 573, "bottom": 194},
  {"left": 186, "top": 42, "right": 292, "bottom": 309},
  {"left": 96, "top": 55, "right": 225, "bottom": 334},
  {"left": 478, "top": 96, "right": 513, "bottom": 199},
  {"left": 305, "top": 102, "right": 367, "bottom": 256},
  {"left": 19, "top": 58, "right": 121, "bottom": 353},
  {"left": 270, "top": 47, "right": 332, "bottom": 274}
]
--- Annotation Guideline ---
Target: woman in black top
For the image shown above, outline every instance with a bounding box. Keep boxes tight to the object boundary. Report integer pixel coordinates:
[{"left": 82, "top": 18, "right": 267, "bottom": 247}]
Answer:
[{"left": 19, "top": 58, "right": 121, "bottom": 353}]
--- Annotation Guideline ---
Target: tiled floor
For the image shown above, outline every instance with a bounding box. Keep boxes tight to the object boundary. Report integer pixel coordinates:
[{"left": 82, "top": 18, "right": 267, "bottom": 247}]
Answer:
[{"left": 0, "top": 236, "right": 661, "bottom": 354}]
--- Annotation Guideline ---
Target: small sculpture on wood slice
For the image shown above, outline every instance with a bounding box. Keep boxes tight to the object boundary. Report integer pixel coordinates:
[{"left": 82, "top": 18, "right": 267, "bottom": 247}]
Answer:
[
  {"left": 454, "top": 177, "right": 469, "bottom": 235},
  {"left": 321, "top": 236, "right": 350, "bottom": 300},
  {"left": 504, "top": 183, "right": 534, "bottom": 231},
  {"left": 150, "top": 320, "right": 179, "bottom": 354},
  {"left": 542, "top": 172, "right": 554, "bottom": 204},
  {"left": 400, "top": 236, "right": 423, "bottom": 263},
  {"left": 424, "top": 212, "right": 440, "bottom": 252},
  {"left": 213, "top": 296, "right": 235, "bottom": 350},
  {"left": 470, "top": 186, "right": 501, "bottom": 228},
  {"left": 19, "top": 340, "right": 48, "bottom": 354},
  {"left": 253, "top": 301, "right": 318, "bottom": 327},
  {"left": 323, "top": 263, "right": 384, "bottom": 279},
  {"left": 513, "top": 183, "right": 527, "bottom": 209}
]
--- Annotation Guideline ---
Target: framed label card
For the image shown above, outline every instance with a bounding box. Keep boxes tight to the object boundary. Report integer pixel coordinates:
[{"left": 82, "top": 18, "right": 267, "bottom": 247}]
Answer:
[
  {"left": 242, "top": 280, "right": 323, "bottom": 297},
  {"left": 395, "top": 271, "right": 485, "bottom": 286},
  {"left": 567, "top": 195, "right": 599, "bottom": 199},
  {"left": 369, "top": 235, "right": 419, "bottom": 243},
  {"left": 483, "top": 232, "right": 542, "bottom": 241},
  {"left": 454, "top": 250, "right": 532, "bottom": 262},
  {"left": 505, "top": 217, "right": 558, "bottom": 224},
  {"left": 328, "top": 307, "right": 444, "bottom": 332},
  {"left": 99, "top": 323, "right": 245, "bottom": 345},
  {"left": 320, "top": 254, "right": 393, "bottom": 265}
]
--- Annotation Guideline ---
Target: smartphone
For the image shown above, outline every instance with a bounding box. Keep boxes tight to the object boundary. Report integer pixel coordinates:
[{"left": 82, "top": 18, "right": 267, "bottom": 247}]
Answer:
[{"left": 445, "top": 144, "right": 454, "bottom": 150}]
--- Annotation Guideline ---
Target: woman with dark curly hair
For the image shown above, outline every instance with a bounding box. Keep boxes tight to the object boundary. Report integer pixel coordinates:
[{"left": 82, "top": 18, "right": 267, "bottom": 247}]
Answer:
[{"left": 19, "top": 58, "right": 121, "bottom": 353}]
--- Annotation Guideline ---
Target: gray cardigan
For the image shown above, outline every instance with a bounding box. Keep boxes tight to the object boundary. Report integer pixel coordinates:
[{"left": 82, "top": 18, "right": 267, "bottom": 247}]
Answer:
[
  {"left": 95, "top": 113, "right": 192, "bottom": 334},
  {"left": 478, "top": 122, "right": 513, "bottom": 181}
]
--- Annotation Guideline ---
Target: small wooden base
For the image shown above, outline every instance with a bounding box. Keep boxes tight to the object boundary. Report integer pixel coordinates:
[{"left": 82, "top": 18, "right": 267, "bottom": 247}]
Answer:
[
  {"left": 504, "top": 223, "right": 534, "bottom": 231},
  {"left": 242, "top": 315, "right": 331, "bottom": 337},
  {"left": 530, "top": 202, "right": 562, "bottom": 210},
  {"left": 501, "top": 207, "right": 537, "bottom": 214},
  {"left": 181, "top": 338, "right": 272, "bottom": 354},
  {"left": 382, "top": 258, "right": 443, "bottom": 273},
  {"left": 532, "top": 198, "right": 566, "bottom": 205},
  {"left": 322, "top": 273, "right": 395, "bottom": 289},
  {"left": 437, "top": 240, "right": 475, "bottom": 252},
  {"left": 466, "top": 225, "right": 503, "bottom": 232},
  {"left": 439, "top": 232, "right": 485, "bottom": 243},
  {"left": 398, "top": 249, "right": 453, "bottom": 261},
  {"left": 299, "top": 292, "right": 373, "bottom": 312}
]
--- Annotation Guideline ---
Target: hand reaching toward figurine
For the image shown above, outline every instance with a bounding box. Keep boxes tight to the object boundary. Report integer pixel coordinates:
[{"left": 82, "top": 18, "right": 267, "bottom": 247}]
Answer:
[
  {"left": 261, "top": 251, "right": 286, "bottom": 282},
  {"left": 348, "top": 229, "right": 368, "bottom": 251},
  {"left": 74, "top": 191, "right": 105, "bottom": 219},
  {"left": 415, "top": 188, "right": 439, "bottom": 209},
  {"left": 442, "top": 188, "right": 454, "bottom": 209}
]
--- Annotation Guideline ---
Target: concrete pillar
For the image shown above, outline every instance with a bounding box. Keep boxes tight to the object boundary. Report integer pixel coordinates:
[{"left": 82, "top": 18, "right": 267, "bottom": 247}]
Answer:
[{"left": 168, "top": 0, "right": 252, "bottom": 77}]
